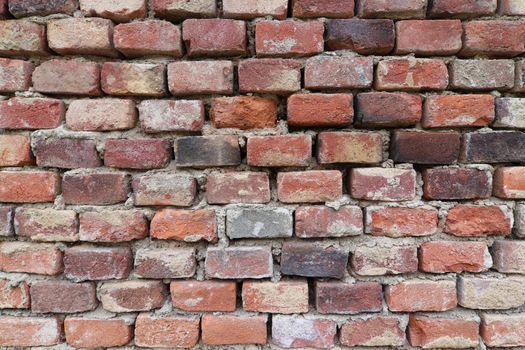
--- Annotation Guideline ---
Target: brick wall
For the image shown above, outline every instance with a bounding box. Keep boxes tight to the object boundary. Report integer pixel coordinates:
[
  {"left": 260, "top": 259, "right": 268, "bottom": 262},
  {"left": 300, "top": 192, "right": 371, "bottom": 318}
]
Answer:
[{"left": 0, "top": 0, "right": 525, "bottom": 348}]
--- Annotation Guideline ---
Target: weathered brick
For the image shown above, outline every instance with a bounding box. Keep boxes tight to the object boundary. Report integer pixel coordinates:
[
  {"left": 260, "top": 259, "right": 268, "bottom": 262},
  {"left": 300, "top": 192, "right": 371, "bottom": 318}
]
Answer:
[
  {"left": 458, "top": 276, "right": 525, "bottom": 310},
  {"left": 281, "top": 242, "right": 348, "bottom": 279},
  {"left": 408, "top": 315, "right": 479, "bottom": 349},
  {"left": 491, "top": 241, "right": 525, "bottom": 274},
  {"left": 420, "top": 241, "right": 492, "bottom": 273},
  {"left": 352, "top": 244, "right": 418, "bottom": 276},
  {"left": 0, "top": 171, "right": 59, "bottom": 203},
  {"left": 207, "top": 172, "right": 270, "bottom": 204},
  {"left": 396, "top": 20, "right": 462, "bottom": 56},
  {"left": 318, "top": 131, "right": 383, "bottom": 164},
  {"left": 104, "top": 138, "right": 172, "bottom": 169},
  {"left": 99, "top": 281, "right": 167, "bottom": 312},
  {"left": 422, "top": 167, "right": 492, "bottom": 200},
  {"left": 462, "top": 131, "right": 525, "bottom": 163},
  {"left": 305, "top": 56, "right": 373, "bottom": 90},
  {"left": 223, "top": 0, "right": 287, "bottom": 19},
  {"left": 152, "top": 0, "right": 216, "bottom": 19},
  {"left": 227, "top": 208, "right": 292, "bottom": 239},
  {"left": 390, "top": 131, "right": 461, "bottom": 164},
  {"left": 0, "top": 207, "right": 12, "bottom": 236},
  {"left": 205, "top": 246, "right": 273, "bottom": 279},
  {"left": 35, "top": 138, "right": 100, "bottom": 169},
  {"left": 139, "top": 99, "right": 203, "bottom": 133},
  {"left": 296, "top": 205, "right": 363, "bottom": 238},
  {"left": 494, "top": 167, "right": 525, "bottom": 199},
  {"left": 272, "top": 315, "right": 337, "bottom": 348},
  {"left": 500, "top": 0, "right": 525, "bottom": 15},
  {"left": 429, "top": 0, "right": 496, "bottom": 18},
  {"left": 423, "top": 94, "right": 495, "bottom": 128},
  {"left": 386, "top": 280, "right": 457, "bottom": 312},
  {"left": 31, "top": 281, "right": 97, "bottom": 313},
  {"left": 0, "top": 97, "right": 63, "bottom": 130},
  {"left": 516, "top": 204, "right": 525, "bottom": 236},
  {"left": 168, "top": 61, "right": 233, "bottom": 95},
  {"left": 64, "top": 245, "right": 132, "bottom": 281},
  {"left": 287, "top": 93, "right": 353, "bottom": 127},
  {"left": 239, "top": 58, "right": 301, "bottom": 94},
  {"left": 66, "top": 98, "right": 136, "bottom": 131},
  {"left": 0, "top": 316, "right": 62, "bottom": 347},
  {"left": 202, "top": 315, "right": 267, "bottom": 345},
  {"left": 101, "top": 62, "right": 166, "bottom": 97},
  {"left": 64, "top": 317, "right": 133, "bottom": 348},
  {"left": 278, "top": 170, "right": 342, "bottom": 203},
  {"left": 170, "top": 280, "right": 236, "bottom": 312},
  {"left": 326, "top": 19, "right": 394, "bottom": 54},
  {"left": 450, "top": 59, "right": 515, "bottom": 90},
  {"left": 0, "top": 135, "right": 32, "bottom": 166},
  {"left": 135, "top": 248, "right": 196, "bottom": 279},
  {"left": 316, "top": 281, "right": 383, "bottom": 314},
  {"left": 247, "top": 135, "right": 311, "bottom": 167},
  {"left": 0, "top": 242, "right": 63, "bottom": 275},
  {"left": 176, "top": 135, "right": 240, "bottom": 168},
  {"left": 0, "top": 0, "right": 6, "bottom": 17},
  {"left": 350, "top": 168, "right": 416, "bottom": 201},
  {"left": 80, "top": 0, "right": 146, "bottom": 21},
  {"left": 0, "top": 58, "right": 33, "bottom": 92},
  {"left": 79, "top": 210, "right": 148, "bottom": 242},
  {"left": 135, "top": 314, "right": 200, "bottom": 348},
  {"left": 183, "top": 19, "right": 246, "bottom": 57},
  {"left": 495, "top": 97, "right": 525, "bottom": 129},
  {"left": 15, "top": 208, "right": 78, "bottom": 242},
  {"left": 210, "top": 96, "right": 277, "bottom": 130},
  {"left": 461, "top": 21, "right": 525, "bottom": 58},
  {"left": 0, "top": 279, "right": 29, "bottom": 309},
  {"left": 0, "top": 20, "right": 47, "bottom": 56},
  {"left": 132, "top": 173, "right": 196, "bottom": 206},
  {"left": 32, "top": 59, "right": 100, "bottom": 96},
  {"left": 481, "top": 313, "right": 525, "bottom": 347},
  {"left": 9, "top": 0, "right": 76, "bottom": 17},
  {"left": 356, "top": 92, "right": 422, "bottom": 127},
  {"left": 243, "top": 280, "right": 308, "bottom": 313},
  {"left": 358, "top": 0, "right": 427, "bottom": 19},
  {"left": 376, "top": 58, "right": 448, "bottom": 91},
  {"left": 47, "top": 18, "right": 117, "bottom": 57},
  {"left": 62, "top": 171, "right": 129, "bottom": 205},
  {"left": 366, "top": 206, "right": 438, "bottom": 237},
  {"left": 151, "top": 209, "right": 217, "bottom": 242},
  {"left": 256, "top": 20, "right": 324, "bottom": 57},
  {"left": 292, "top": 0, "right": 354, "bottom": 18},
  {"left": 445, "top": 205, "right": 512, "bottom": 237},
  {"left": 341, "top": 316, "right": 406, "bottom": 347}
]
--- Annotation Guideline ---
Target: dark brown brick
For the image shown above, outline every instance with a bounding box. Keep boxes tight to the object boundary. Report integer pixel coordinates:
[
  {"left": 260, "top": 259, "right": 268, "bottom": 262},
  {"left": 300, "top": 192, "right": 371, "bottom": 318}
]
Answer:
[
  {"left": 390, "top": 131, "right": 461, "bottom": 164},
  {"left": 356, "top": 92, "right": 422, "bottom": 128},
  {"left": 423, "top": 168, "right": 492, "bottom": 200},
  {"left": 35, "top": 138, "right": 100, "bottom": 169},
  {"left": 31, "top": 281, "right": 97, "bottom": 313},
  {"left": 281, "top": 242, "right": 348, "bottom": 279},
  {"left": 104, "top": 139, "right": 172, "bottom": 170},
  {"left": 429, "top": 0, "right": 496, "bottom": 18},
  {"left": 461, "top": 132, "right": 525, "bottom": 163},
  {"left": 64, "top": 246, "right": 133, "bottom": 281},
  {"left": 316, "top": 281, "right": 383, "bottom": 314},
  {"left": 8, "top": 0, "right": 77, "bottom": 17},
  {"left": 326, "top": 19, "right": 395, "bottom": 54},
  {"left": 176, "top": 136, "right": 240, "bottom": 168},
  {"left": 62, "top": 171, "right": 129, "bottom": 205}
]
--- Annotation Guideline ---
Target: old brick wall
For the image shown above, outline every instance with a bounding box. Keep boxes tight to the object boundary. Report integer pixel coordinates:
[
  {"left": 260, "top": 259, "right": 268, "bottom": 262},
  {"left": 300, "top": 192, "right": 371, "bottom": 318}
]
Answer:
[{"left": 1, "top": 0, "right": 525, "bottom": 348}]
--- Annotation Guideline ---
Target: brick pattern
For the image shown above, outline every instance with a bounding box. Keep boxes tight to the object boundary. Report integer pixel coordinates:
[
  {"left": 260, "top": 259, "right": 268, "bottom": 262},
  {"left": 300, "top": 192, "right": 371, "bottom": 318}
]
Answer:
[{"left": 0, "top": 1, "right": 524, "bottom": 349}]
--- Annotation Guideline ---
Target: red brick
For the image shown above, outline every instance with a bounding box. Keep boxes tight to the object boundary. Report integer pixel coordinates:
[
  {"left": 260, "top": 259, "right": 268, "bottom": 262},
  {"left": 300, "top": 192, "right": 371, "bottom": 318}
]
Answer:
[
  {"left": 292, "top": 0, "right": 354, "bottom": 18},
  {"left": 0, "top": 0, "right": 6, "bottom": 17},
  {"left": 0, "top": 316, "right": 62, "bottom": 347},
  {"left": 385, "top": 280, "right": 457, "bottom": 312},
  {"left": 458, "top": 276, "right": 525, "bottom": 309},
  {"left": 500, "top": 0, "right": 525, "bottom": 15},
  {"left": 0, "top": 97, "right": 63, "bottom": 130},
  {"left": 242, "top": 280, "right": 309, "bottom": 314},
  {"left": 408, "top": 315, "right": 479, "bottom": 349},
  {"left": 64, "top": 245, "right": 132, "bottom": 281},
  {"left": 0, "top": 171, "right": 59, "bottom": 203},
  {"left": 64, "top": 317, "right": 133, "bottom": 348},
  {"left": 0, "top": 135, "right": 32, "bottom": 166},
  {"left": 183, "top": 19, "right": 246, "bottom": 57},
  {"left": 256, "top": 20, "right": 323, "bottom": 57},
  {"left": 210, "top": 96, "right": 277, "bottom": 130},
  {"left": 423, "top": 167, "right": 492, "bottom": 200},
  {"left": 66, "top": 98, "right": 136, "bottom": 131},
  {"left": 247, "top": 135, "right": 311, "bottom": 167},
  {"left": 358, "top": 0, "right": 427, "bottom": 18},
  {"left": 0, "top": 242, "right": 62, "bottom": 275},
  {"left": 80, "top": 0, "right": 147, "bottom": 21},
  {"left": 494, "top": 166, "right": 525, "bottom": 199},
  {"left": 32, "top": 59, "right": 100, "bottom": 96},
  {"left": 350, "top": 168, "right": 416, "bottom": 201},
  {"left": 223, "top": 0, "right": 287, "bottom": 19},
  {"left": 305, "top": 56, "right": 373, "bottom": 90},
  {"left": 356, "top": 92, "right": 421, "bottom": 128},
  {"left": 151, "top": 209, "right": 217, "bottom": 242},
  {"left": 170, "top": 280, "right": 236, "bottom": 312},
  {"left": 0, "top": 206, "right": 12, "bottom": 236},
  {"left": 134, "top": 247, "right": 196, "bottom": 279},
  {"left": 0, "top": 279, "right": 29, "bottom": 309},
  {"left": 492, "top": 240, "right": 525, "bottom": 274},
  {"left": 352, "top": 244, "right": 418, "bottom": 276},
  {"left": 390, "top": 131, "right": 461, "bottom": 164},
  {"left": 366, "top": 206, "right": 438, "bottom": 237},
  {"left": 431, "top": 0, "right": 496, "bottom": 17},
  {"left": 135, "top": 313, "right": 200, "bottom": 348},
  {"left": 461, "top": 21, "right": 525, "bottom": 58},
  {"left": 79, "top": 210, "right": 148, "bottom": 242},
  {"left": 31, "top": 281, "right": 97, "bottom": 313},
  {"left": 272, "top": 315, "right": 337, "bottom": 348},
  {"left": 168, "top": 60, "right": 233, "bottom": 95},
  {"left": 278, "top": 170, "right": 342, "bottom": 203},
  {"left": 445, "top": 205, "right": 512, "bottom": 237},
  {"left": 326, "top": 19, "right": 395, "bottom": 54},
  {"left": 99, "top": 281, "right": 166, "bottom": 312},
  {"left": 176, "top": 135, "right": 241, "bottom": 167},
  {"left": 420, "top": 241, "right": 492, "bottom": 273},
  {"left": 139, "top": 99, "right": 203, "bottom": 133},
  {"left": 152, "top": 0, "right": 216, "bottom": 19},
  {"left": 481, "top": 313, "right": 525, "bottom": 347},
  {"left": 62, "top": 171, "right": 129, "bottom": 205},
  {"left": 35, "top": 138, "right": 100, "bottom": 169},
  {"left": 296, "top": 205, "right": 362, "bottom": 238},
  {"left": 0, "top": 20, "right": 47, "bottom": 56},
  {"left": 340, "top": 316, "right": 406, "bottom": 347},
  {"left": 423, "top": 94, "right": 494, "bottom": 128},
  {"left": 239, "top": 58, "right": 301, "bottom": 94},
  {"left": 396, "top": 20, "right": 462, "bottom": 56},
  {"left": 287, "top": 93, "right": 353, "bottom": 128},
  {"left": 132, "top": 173, "right": 196, "bottom": 206},
  {"left": 281, "top": 242, "right": 348, "bottom": 278},
  {"left": 205, "top": 246, "right": 272, "bottom": 279},
  {"left": 0, "top": 58, "right": 33, "bottom": 92},
  {"left": 316, "top": 281, "right": 383, "bottom": 314},
  {"left": 101, "top": 62, "right": 166, "bottom": 97},
  {"left": 9, "top": 0, "right": 76, "bottom": 17},
  {"left": 15, "top": 208, "right": 78, "bottom": 242},
  {"left": 376, "top": 58, "right": 448, "bottom": 91},
  {"left": 47, "top": 18, "right": 117, "bottom": 57},
  {"left": 104, "top": 138, "right": 172, "bottom": 169},
  {"left": 202, "top": 315, "right": 268, "bottom": 345},
  {"left": 318, "top": 131, "right": 382, "bottom": 164},
  {"left": 207, "top": 172, "right": 270, "bottom": 204}
]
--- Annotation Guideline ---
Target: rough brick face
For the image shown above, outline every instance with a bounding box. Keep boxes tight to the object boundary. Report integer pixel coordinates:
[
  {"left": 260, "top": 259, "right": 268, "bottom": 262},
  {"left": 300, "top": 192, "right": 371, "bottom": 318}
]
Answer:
[
  {"left": 0, "top": 97, "right": 64, "bottom": 130},
  {"left": 168, "top": 61, "right": 233, "bottom": 95},
  {"left": 207, "top": 172, "right": 270, "bottom": 204},
  {"left": 32, "top": 59, "right": 100, "bottom": 96},
  {"left": 461, "top": 131, "right": 525, "bottom": 163},
  {"left": 287, "top": 93, "right": 353, "bottom": 127},
  {"left": 64, "top": 317, "right": 133, "bottom": 348},
  {"left": 0, "top": 58, "right": 33, "bottom": 92},
  {"left": 318, "top": 131, "right": 383, "bottom": 164},
  {"left": 408, "top": 315, "right": 479, "bottom": 349},
  {"left": 210, "top": 96, "right": 277, "bottom": 130},
  {"left": 205, "top": 246, "right": 272, "bottom": 279},
  {"left": 64, "top": 245, "right": 133, "bottom": 281},
  {"left": 152, "top": 0, "right": 216, "bottom": 19},
  {"left": 183, "top": 19, "right": 246, "bottom": 57},
  {"left": 295, "top": 205, "right": 363, "bottom": 238},
  {"left": 396, "top": 20, "right": 462, "bottom": 56},
  {"left": 135, "top": 248, "right": 196, "bottom": 279},
  {"left": 79, "top": 210, "right": 148, "bottom": 242},
  {"left": 390, "top": 131, "right": 461, "bottom": 164},
  {"left": 458, "top": 276, "right": 525, "bottom": 309},
  {"left": 0, "top": 316, "right": 62, "bottom": 347},
  {"left": 132, "top": 173, "right": 196, "bottom": 206},
  {"left": 202, "top": 315, "right": 267, "bottom": 345},
  {"left": 80, "top": 0, "right": 147, "bottom": 22},
  {"left": 352, "top": 244, "right": 418, "bottom": 276},
  {"left": 0, "top": 134, "right": 32, "bottom": 166},
  {"left": 423, "top": 94, "right": 495, "bottom": 128},
  {"left": 15, "top": 208, "right": 78, "bottom": 242},
  {"left": 281, "top": 242, "right": 348, "bottom": 278},
  {"left": 0, "top": 171, "right": 59, "bottom": 203},
  {"left": 239, "top": 58, "right": 301, "bottom": 94},
  {"left": 256, "top": 20, "right": 324, "bottom": 57},
  {"left": 62, "top": 171, "right": 129, "bottom": 205},
  {"left": 376, "top": 58, "right": 449, "bottom": 91},
  {"left": 293, "top": 0, "right": 355, "bottom": 18},
  {"left": 242, "top": 280, "right": 309, "bottom": 313},
  {"left": 31, "top": 281, "right": 97, "bottom": 313},
  {"left": 423, "top": 167, "right": 492, "bottom": 200},
  {"left": 151, "top": 209, "right": 217, "bottom": 242},
  {"left": 0, "top": 20, "right": 47, "bottom": 56},
  {"left": 420, "top": 241, "right": 492, "bottom": 273},
  {"left": 0, "top": 279, "right": 29, "bottom": 309},
  {"left": 135, "top": 314, "right": 199, "bottom": 348},
  {"left": 356, "top": 92, "right": 422, "bottom": 127},
  {"left": 316, "top": 281, "right": 383, "bottom": 314},
  {"left": 350, "top": 168, "right": 416, "bottom": 201},
  {"left": 272, "top": 315, "right": 337, "bottom": 348},
  {"left": 114, "top": 20, "right": 182, "bottom": 57},
  {"left": 358, "top": 0, "right": 427, "bottom": 19},
  {"left": 104, "top": 138, "right": 172, "bottom": 169},
  {"left": 66, "top": 98, "right": 136, "bottom": 131},
  {"left": 445, "top": 205, "right": 512, "bottom": 237},
  {"left": 176, "top": 136, "right": 240, "bottom": 168},
  {"left": 366, "top": 206, "right": 438, "bottom": 237},
  {"left": 305, "top": 56, "right": 374, "bottom": 90},
  {"left": 481, "top": 313, "right": 525, "bottom": 347},
  {"left": 0, "top": 242, "right": 63, "bottom": 275},
  {"left": 223, "top": 0, "right": 287, "bottom": 19},
  {"left": 461, "top": 21, "right": 525, "bottom": 58},
  {"left": 9, "top": 0, "right": 76, "bottom": 17},
  {"left": 385, "top": 280, "right": 457, "bottom": 312},
  {"left": 99, "top": 280, "right": 167, "bottom": 312},
  {"left": 450, "top": 59, "right": 515, "bottom": 90},
  {"left": 34, "top": 138, "right": 100, "bottom": 169},
  {"left": 326, "top": 19, "right": 395, "bottom": 54},
  {"left": 278, "top": 170, "right": 342, "bottom": 203},
  {"left": 340, "top": 316, "right": 406, "bottom": 347},
  {"left": 247, "top": 135, "right": 311, "bottom": 167},
  {"left": 494, "top": 167, "right": 525, "bottom": 199},
  {"left": 429, "top": 0, "right": 497, "bottom": 18},
  {"left": 170, "top": 280, "right": 236, "bottom": 311},
  {"left": 101, "top": 62, "right": 166, "bottom": 97}
]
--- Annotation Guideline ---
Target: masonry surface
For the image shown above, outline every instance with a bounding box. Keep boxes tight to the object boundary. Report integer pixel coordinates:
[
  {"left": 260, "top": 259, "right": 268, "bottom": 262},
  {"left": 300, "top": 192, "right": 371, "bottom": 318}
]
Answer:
[{"left": 1, "top": 0, "right": 525, "bottom": 348}]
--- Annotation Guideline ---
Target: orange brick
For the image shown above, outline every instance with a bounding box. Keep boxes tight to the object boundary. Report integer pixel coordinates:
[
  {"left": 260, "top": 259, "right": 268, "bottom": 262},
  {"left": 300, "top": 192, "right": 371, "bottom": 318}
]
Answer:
[
  {"left": 135, "top": 313, "right": 200, "bottom": 348},
  {"left": 366, "top": 206, "right": 438, "bottom": 237},
  {"left": 0, "top": 135, "right": 32, "bottom": 166},
  {"left": 256, "top": 20, "right": 324, "bottom": 57},
  {"left": 395, "top": 20, "right": 462, "bottom": 56},
  {"left": 420, "top": 241, "right": 492, "bottom": 273},
  {"left": 317, "top": 131, "right": 382, "bottom": 164},
  {"left": 151, "top": 209, "right": 217, "bottom": 242},
  {"left": 242, "top": 280, "right": 309, "bottom": 314},
  {"left": 423, "top": 94, "right": 495, "bottom": 128},
  {"left": 278, "top": 170, "right": 342, "bottom": 203},
  {"left": 0, "top": 279, "right": 29, "bottom": 309},
  {"left": 0, "top": 242, "right": 63, "bottom": 275},
  {"left": 494, "top": 166, "right": 525, "bottom": 199},
  {"left": 247, "top": 135, "right": 312, "bottom": 167},
  {"left": 409, "top": 315, "right": 479, "bottom": 348},
  {"left": 385, "top": 280, "right": 457, "bottom": 312},
  {"left": 0, "top": 171, "right": 59, "bottom": 203},
  {"left": 376, "top": 58, "right": 449, "bottom": 91},
  {"left": 210, "top": 96, "right": 277, "bottom": 130},
  {"left": 202, "top": 315, "right": 268, "bottom": 345},
  {"left": 170, "top": 280, "right": 236, "bottom": 312},
  {"left": 445, "top": 205, "right": 512, "bottom": 237},
  {"left": 287, "top": 93, "right": 353, "bottom": 127},
  {"left": 0, "top": 316, "right": 62, "bottom": 347},
  {"left": 64, "top": 317, "right": 133, "bottom": 348}
]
